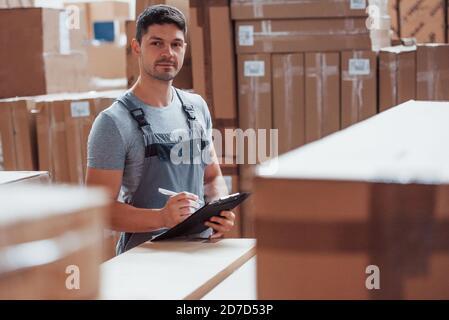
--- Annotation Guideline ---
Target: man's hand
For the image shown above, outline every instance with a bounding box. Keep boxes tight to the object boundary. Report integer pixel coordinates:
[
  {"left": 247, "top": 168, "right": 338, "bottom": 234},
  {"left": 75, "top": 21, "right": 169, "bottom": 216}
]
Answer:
[
  {"left": 161, "top": 192, "right": 200, "bottom": 228},
  {"left": 204, "top": 210, "right": 236, "bottom": 239}
]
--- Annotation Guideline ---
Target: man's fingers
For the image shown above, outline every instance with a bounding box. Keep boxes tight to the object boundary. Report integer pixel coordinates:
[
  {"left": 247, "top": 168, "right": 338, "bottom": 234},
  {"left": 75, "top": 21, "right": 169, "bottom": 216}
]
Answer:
[
  {"left": 177, "top": 199, "right": 200, "bottom": 209},
  {"left": 171, "top": 192, "right": 199, "bottom": 202},
  {"left": 205, "top": 221, "right": 231, "bottom": 233},
  {"left": 209, "top": 216, "right": 234, "bottom": 228},
  {"left": 220, "top": 210, "right": 235, "bottom": 221},
  {"left": 210, "top": 232, "right": 224, "bottom": 239}
]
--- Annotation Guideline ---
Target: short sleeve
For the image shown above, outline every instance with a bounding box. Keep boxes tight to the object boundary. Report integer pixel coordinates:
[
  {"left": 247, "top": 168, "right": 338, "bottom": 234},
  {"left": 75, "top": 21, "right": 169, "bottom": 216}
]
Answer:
[{"left": 87, "top": 112, "right": 126, "bottom": 170}]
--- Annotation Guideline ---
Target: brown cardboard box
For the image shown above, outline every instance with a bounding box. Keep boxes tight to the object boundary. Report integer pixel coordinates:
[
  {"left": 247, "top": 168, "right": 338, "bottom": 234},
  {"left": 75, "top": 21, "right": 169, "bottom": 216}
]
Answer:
[
  {"left": 254, "top": 100, "right": 449, "bottom": 299},
  {"left": 0, "top": 171, "right": 49, "bottom": 185},
  {"left": 189, "top": 1, "right": 237, "bottom": 120},
  {"left": 235, "top": 18, "right": 371, "bottom": 54},
  {"left": 237, "top": 53, "right": 272, "bottom": 237},
  {"left": 89, "top": 0, "right": 130, "bottom": 22},
  {"left": 230, "top": 0, "right": 369, "bottom": 20},
  {"left": 64, "top": 2, "right": 89, "bottom": 51},
  {"left": 400, "top": 0, "right": 446, "bottom": 43},
  {"left": 0, "top": 185, "right": 109, "bottom": 299},
  {"left": 341, "top": 51, "right": 377, "bottom": 129},
  {"left": 417, "top": 44, "right": 449, "bottom": 101},
  {"left": 389, "top": 0, "right": 400, "bottom": 40},
  {"left": 0, "top": 8, "right": 88, "bottom": 98},
  {"left": 305, "top": 52, "right": 340, "bottom": 143},
  {"left": 272, "top": 53, "right": 306, "bottom": 154},
  {"left": 87, "top": 42, "right": 126, "bottom": 79},
  {"left": 379, "top": 45, "right": 416, "bottom": 112},
  {"left": 34, "top": 91, "right": 122, "bottom": 184},
  {"left": 0, "top": 98, "right": 38, "bottom": 171}
]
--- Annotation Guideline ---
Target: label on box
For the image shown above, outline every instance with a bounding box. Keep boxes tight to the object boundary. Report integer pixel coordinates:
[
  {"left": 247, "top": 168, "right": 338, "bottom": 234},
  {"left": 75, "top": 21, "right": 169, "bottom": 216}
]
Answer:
[
  {"left": 239, "top": 25, "right": 254, "bottom": 46},
  {"left": 349, "top": 58, "right": 370, "bottom": 75},
  {"left": 244, "top": 61, "right": 265, "bottom": 77},
  {"left": 350, "top": 0, "right": 366, "bottom": 9},
  {"left": 71, "top": 101, "right": 90, "bottom": 118},
  {"left": 59, "top": 11, "right": 71, "bottom": 54}
]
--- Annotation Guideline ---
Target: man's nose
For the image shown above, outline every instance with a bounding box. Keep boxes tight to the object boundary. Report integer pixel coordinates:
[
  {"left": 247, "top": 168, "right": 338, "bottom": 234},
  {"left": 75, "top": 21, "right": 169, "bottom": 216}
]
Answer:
[{"left": 161, "top": 44, "right": 175, "bottom": 58}]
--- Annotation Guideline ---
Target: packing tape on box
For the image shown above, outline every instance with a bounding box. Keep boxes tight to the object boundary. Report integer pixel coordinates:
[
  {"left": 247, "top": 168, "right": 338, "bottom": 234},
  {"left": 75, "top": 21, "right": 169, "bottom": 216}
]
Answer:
[
  {"left": 273, "top": 55, "right": 304, "bottom": 147},
  {"left": 342, "top": 52, "right": 374, "bottom": 124},
  {"left": 306, "top": 54, "right": 338, "bottom": 138}
]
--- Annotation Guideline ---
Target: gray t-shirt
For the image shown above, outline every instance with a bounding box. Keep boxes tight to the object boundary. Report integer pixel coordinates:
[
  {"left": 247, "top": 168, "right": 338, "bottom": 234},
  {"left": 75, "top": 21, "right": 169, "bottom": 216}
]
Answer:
[{"left": 87, "top": 88, "right": 213, "bottom": 203}]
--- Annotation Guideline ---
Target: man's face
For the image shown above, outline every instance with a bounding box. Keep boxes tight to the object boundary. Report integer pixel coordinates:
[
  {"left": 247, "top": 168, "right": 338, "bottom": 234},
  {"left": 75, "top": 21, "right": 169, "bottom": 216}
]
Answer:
[{"left": 135, "top": 23, "right": 186, "bottom": 82}]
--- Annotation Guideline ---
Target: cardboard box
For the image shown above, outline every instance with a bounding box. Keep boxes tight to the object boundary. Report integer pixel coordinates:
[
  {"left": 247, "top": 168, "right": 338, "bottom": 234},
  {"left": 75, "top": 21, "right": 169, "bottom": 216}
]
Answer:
[
  {"left": 0, "top": 98, "right": 38, "bottom": 171},
  {"left": 272, "top": 53, "right": 306, "bottom": 154},
  {"left": 230, "top": 0, "right": 369, "bottom": 20},
  {"left": 34, "top": 91, "right": 122, "bottom": 184},
  {"left": 87, "top": 42, "right": 126, "bottom": 79},
  {"left": 388, "top": 0, "right": 400, "bottom": 40},
  {"left": 0, "top": 171, "right": 49, "bottom": 185},
  {"left": 379, "top": 45, "right": 417, "bottom": 112},
  {"left": 341, "top": 51, "right": 377, "bottom": 128},
  {"left": 89, "top": 0, "right": 130, "bottom": 22},
  {"left": 417, "top": 44, "right": 449, "bottom": 101},
  {"left": 400, "top": 0, "right": 446, "bottom": 43},
  {"left": 254, "top": 100, "right": 449, "bottom": 299},
  {"left": 0, "top": 184, "right": 109, "bottom": 299},
  {"left": 235, "top": 18, "right": 371, "bottom": 54},
  {"left": 0, "top": 8, "right": 88, "bottom": 98},
  {"left": 189, "top": 1, "right": 236, "bottom": 120},
  {"left": 305, "top": 52, "right": 340, "bottom": 143}
]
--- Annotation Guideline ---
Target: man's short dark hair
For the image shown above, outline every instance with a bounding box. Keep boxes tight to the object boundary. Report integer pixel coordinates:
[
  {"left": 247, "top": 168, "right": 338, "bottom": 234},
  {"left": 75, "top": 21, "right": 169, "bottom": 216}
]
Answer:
[{"left": 136, "top": 5, "right": 187, "bottom": 44}]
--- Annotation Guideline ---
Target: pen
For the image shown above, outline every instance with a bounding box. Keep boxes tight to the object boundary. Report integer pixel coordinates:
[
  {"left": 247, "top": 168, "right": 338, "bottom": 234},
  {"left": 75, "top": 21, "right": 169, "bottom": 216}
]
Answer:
[{"left": 158, "top": 188, "right": 204, "bottom": 207}]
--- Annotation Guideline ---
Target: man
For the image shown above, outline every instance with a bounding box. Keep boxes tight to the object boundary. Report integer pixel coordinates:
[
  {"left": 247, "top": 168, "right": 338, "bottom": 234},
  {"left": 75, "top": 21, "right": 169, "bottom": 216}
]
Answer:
[{"left": 86, "top": 5, "right": 235, "bottom": 254}]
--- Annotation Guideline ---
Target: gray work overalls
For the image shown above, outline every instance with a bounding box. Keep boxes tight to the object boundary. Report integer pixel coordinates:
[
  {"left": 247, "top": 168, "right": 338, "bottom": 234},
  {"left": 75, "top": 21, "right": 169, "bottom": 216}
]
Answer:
[{"left": 115, "top": 88, "right": 211, "bottom": 254}]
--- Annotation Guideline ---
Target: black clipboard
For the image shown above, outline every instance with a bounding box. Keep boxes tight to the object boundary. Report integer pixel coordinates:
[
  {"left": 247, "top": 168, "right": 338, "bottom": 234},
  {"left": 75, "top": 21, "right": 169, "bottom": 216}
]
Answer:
[{"left": 151, "top": 192, "right": 251, "bottom": 242}]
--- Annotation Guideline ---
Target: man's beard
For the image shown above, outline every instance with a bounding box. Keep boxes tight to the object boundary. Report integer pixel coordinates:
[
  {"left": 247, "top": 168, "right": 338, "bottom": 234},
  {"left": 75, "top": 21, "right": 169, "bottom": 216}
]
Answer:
[{"left": 144, "top": 60, "right": 179, "bottom": 81}]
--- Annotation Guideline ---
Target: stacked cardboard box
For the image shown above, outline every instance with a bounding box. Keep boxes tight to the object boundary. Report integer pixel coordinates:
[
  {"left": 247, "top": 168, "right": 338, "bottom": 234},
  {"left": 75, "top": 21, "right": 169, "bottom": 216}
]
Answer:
[
  {"left": 389, "top": 0, "right": 447, "bottom": 43},
  {"left": 254, "top": 100, "right": 449, "bottom": 299},
  {"left": 0, "top": 90, "right": 123, "bottom": 183},
  {"left": 0, "top": 7, "right": 89, "bottom": 98},
  {"left": 417, "top": 44, "right": 449, "bottom": 100},
  {"left": 400, "top": 0, "right": 446, "bottom": 43},
  {"left": 0, "top": 184, "right": 109, "bottom": 299},
  {"left": 231, "top": 0, "right": 375, "bottom": 237},
  {"left": 379, "top": 45, "right": 417, "bottom": 111}
]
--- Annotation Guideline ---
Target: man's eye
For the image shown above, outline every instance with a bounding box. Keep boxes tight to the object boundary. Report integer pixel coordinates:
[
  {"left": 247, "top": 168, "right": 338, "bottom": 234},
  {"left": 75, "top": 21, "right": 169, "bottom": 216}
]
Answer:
[
  {"left": 151, "top": 41, "right": 162, "bottom": 46},
  {"left": 172, "top": 43, "right": 182, "bottom": 48}
]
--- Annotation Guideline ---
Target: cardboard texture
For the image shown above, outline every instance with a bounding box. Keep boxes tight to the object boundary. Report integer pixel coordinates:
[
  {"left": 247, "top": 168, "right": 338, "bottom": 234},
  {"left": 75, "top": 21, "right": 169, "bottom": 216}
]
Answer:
[
  {"left": 379, "top": 45, "right": 417, "bottom": 112},
  {"left": 0, "top": 98, "right": 38, "bottom": 171},
  {"left": 87, "top": 42, "right": 126, "bottom": 79},
  {"left": 189, "top": 1, "right": 237, "bottom": 120},
  {"left": 416, "top": 44, "right": 449, "bottom": 101},
  {"left": 272, "top": 53, "right": 306, "bottom": 154},
  {"left": 254, "top": 100, "right": 449, "bottom": 299},
  {"left": 33, "top": 91, "right": 122, "bottom": 184},
  {"left": 0, "top": 8, "right": 88, "bottom": 98},
  {"left": 305, "top": 52, "right": 340, "bottom": 143},
  {"left": 237, "top": 53, "right": 272, "bottom": 237},
  {"left": 341, "top": 50, "right": 377, "bottom": 128},
  {"left": 230, "top": 0, "right": 369, "bottom": 20},
  {"left": 389, "top": 0, "right": 400, "bottom": 40},
  {"left": 235, "top": 18, "right": 371, "bottom": 54},
  {"left": 400, "top": 0, "right": 446, "bottom": 43},
  {"left": 0, "top": 185, "right": 109, "bottom": 299}
]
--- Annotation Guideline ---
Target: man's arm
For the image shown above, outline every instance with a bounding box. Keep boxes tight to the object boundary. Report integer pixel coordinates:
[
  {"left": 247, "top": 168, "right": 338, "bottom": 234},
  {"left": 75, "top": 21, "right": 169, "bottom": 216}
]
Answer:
[{"left": 86, "top": 168, "right": 198, "bottom": 232}]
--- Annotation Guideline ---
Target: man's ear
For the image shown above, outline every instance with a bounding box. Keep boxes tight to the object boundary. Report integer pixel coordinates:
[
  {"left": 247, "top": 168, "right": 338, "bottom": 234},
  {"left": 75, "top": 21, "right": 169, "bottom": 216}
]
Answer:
[{"left": 131, "top": 38, "right": 141, "bottom": 55}]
